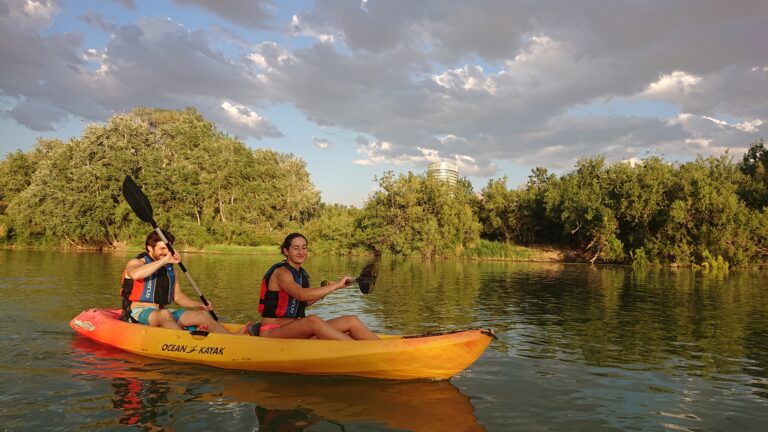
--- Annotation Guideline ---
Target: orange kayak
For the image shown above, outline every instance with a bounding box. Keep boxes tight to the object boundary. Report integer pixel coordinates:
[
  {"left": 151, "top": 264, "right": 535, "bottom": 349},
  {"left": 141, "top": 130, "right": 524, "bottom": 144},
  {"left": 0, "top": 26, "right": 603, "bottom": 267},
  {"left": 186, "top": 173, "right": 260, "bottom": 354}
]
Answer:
[{"left": 69, "top": 308, "right": 494, "bottom": 380}]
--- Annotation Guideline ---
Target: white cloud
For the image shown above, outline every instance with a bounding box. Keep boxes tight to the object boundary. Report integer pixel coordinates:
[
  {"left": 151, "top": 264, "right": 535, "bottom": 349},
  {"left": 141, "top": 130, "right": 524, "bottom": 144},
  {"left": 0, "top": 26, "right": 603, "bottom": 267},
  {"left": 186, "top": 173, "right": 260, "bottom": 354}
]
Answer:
[
  {"left": 432, "top": 65, "right": 497, "bottom": 94},
  {"left": 290, "top": 14, "right": 336, "bottom": 43},
  {"left": 22, "top": 0, "right": 58, "bottom": 22},
  {"left": 312, "top": 137, "right": 332, "bottom": 149},
  {"left": 643, "top": 71, "right": 702, "bottom": 98},
  {"left": 700, "top": 115, "right": 763, "bottom": 133},
  {"left": 353, "top": 138, "right": 498, "bottom": 176},
  {"left": 218, "top": 101, "right": 282, "bottom": 139}
]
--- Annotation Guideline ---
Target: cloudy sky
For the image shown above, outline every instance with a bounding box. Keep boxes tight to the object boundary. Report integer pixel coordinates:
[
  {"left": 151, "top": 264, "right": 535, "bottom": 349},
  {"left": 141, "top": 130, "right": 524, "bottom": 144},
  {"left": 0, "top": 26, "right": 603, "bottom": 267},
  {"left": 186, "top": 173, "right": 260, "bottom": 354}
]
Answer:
[{"left": 1, "top": 0, "right": 766, "bottom": 205}]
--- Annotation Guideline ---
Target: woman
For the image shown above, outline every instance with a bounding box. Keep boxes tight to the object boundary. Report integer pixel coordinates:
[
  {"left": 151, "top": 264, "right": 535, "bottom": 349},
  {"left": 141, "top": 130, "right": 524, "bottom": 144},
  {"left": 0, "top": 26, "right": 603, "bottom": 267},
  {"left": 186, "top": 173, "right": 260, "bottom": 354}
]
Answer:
[{"left": 257, "top": 233, "right": 379, "bottom": 340}]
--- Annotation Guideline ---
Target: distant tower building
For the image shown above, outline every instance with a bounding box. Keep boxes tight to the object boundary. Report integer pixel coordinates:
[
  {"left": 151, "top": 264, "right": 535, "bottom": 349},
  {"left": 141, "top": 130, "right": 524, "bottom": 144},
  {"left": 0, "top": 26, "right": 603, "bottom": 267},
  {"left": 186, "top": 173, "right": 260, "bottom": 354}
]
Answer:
[{"left": 427, "top": 161, "right": 459, "bottom": 184}]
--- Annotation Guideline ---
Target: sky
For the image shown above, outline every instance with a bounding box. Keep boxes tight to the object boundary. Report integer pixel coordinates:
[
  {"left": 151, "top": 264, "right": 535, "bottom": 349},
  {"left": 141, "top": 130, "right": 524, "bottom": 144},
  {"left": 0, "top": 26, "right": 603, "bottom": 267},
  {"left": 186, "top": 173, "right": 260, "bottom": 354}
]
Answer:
[{"left": 1, "top": 0, "right": 767, "bottom": 206}]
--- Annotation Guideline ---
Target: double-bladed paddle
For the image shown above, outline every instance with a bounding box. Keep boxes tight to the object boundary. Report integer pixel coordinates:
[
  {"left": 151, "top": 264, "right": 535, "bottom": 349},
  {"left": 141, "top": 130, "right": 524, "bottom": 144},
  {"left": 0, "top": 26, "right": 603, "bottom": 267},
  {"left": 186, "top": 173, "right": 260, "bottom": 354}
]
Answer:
[{"left": 122, "top": 175, "right": 219, "bottom": 321}]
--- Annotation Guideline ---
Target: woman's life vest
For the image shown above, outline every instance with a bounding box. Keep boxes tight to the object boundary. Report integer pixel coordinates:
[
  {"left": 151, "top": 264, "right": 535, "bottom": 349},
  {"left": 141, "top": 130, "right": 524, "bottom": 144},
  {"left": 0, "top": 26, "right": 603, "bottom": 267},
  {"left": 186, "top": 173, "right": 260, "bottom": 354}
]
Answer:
[
  {"left": 119, "top": 252, "right": 176, "bottom": 321},
  {"left": 259, "top": 261, "right": 310, "bottom": 318}
]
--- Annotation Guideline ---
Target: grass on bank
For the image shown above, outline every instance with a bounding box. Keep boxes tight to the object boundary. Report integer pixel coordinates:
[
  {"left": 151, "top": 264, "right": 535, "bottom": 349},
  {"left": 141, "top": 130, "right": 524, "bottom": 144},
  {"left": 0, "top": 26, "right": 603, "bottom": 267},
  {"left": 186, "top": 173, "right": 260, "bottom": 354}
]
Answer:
[
  {"left": 199, "top": 244, "right": 280, "bottom": 255},
  {"left": 463, "top": 239, "right": 565, "bottom": 261}
]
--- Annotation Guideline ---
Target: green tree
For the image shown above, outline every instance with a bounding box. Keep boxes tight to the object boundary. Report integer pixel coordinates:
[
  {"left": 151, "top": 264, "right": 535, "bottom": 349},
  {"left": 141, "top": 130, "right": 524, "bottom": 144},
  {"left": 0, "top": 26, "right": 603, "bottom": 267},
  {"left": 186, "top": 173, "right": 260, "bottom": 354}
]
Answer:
[
  {"left": 545, "top": 156, "right": 624, "bottom": 263},
  {"left": 650, "top": 155, "right": 756, "bottom": 266},
  {"left": 476, "top": 176, "right": 516, "bottom": 241},
  {"left": 738, "top": 138, "right": 768, "bottom": 209},
  {"left": 356, "top": 172, "right": 480, "bottom": 257},
  {"left": 516, "top": 167, "right": 560, "bottom": 243},
  {"left": 2, "top": 107, "right": 320, "bottom": 248},
  {"left": 605, "top": 157, "right": 676, "bottom": 260},
  {"left": 301, "top": 203, "right": 362, "bottom": 254}
]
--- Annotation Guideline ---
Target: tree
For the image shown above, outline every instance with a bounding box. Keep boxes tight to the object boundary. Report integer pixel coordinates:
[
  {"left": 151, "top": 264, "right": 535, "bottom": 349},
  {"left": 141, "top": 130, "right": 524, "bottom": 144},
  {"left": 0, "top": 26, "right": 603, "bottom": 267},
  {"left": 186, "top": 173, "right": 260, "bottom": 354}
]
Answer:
[
  {"left": 476, "top": 177, "right": 516, "bottom": 241},
  {"left": 605, "top": 157, "right": 676, "bottom": 258},
  {"left": 650, "top": 155, "right": 756, "bottom": 266},
  {"left": 301, "top": 203, "right": 362, "bottom": 254},
  {"left": 545, "top": 156, "right": 624, "bottom": 263},
  {"left": 2, "top": 107, "right": 320, "bottom": 248},
  {"left": 739, "top": 138, "right": 768, "bottom": 209},
  {"left": 356, "top": 172, "right": 480, "bottom": 257}
]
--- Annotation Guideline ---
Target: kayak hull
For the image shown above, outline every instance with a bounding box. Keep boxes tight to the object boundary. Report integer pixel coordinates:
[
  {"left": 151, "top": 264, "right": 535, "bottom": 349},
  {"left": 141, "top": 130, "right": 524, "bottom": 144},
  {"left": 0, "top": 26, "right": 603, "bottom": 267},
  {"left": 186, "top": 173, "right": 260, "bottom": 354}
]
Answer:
[{"left": 69, "top": 308, "right": 493, "bottom": 380}]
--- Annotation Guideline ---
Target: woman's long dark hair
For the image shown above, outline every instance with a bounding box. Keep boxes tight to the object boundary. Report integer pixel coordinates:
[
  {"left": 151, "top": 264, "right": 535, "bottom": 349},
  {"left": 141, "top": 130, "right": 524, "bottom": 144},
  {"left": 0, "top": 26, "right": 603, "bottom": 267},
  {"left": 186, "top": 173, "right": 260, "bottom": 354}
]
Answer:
[{"left": 280, "top": 233, "right": 308, "bottom": 257}]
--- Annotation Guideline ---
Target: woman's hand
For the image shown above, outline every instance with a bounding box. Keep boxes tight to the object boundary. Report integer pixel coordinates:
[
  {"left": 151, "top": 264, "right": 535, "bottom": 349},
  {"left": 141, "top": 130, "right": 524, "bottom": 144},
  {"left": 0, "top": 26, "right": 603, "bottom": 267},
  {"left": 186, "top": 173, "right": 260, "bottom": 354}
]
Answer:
[{"left": 336, "top": 276, "right": 354, "bottom": 289}]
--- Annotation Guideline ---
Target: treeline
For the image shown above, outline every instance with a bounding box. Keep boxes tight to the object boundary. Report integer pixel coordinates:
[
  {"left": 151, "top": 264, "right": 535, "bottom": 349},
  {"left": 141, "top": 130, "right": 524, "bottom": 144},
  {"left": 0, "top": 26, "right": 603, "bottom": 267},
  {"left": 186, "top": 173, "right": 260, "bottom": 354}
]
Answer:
[
  {"left": 0, "top": 108, "right": 320, "bottom": 249},
  {"left": 1, "top": 107, "right": 767, "bottom": 267},
  {"left": 475, "top": 150, "right": 768, "bottom": 267}
]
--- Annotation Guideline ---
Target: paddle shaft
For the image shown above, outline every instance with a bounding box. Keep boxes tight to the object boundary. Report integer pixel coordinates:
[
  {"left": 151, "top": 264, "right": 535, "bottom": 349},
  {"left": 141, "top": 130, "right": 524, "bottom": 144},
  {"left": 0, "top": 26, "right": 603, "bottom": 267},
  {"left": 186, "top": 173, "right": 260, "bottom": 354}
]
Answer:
[{"left": 153, "top": 227, "right": 219, "bottom": 321}]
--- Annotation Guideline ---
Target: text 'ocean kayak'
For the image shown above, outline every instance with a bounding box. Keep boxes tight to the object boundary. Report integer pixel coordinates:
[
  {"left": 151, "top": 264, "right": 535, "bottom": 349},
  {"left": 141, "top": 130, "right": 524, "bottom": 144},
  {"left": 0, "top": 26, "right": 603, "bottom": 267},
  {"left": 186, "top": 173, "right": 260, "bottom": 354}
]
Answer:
[{"left": 70, "top": 308, "right": 494, "bottom": 380}]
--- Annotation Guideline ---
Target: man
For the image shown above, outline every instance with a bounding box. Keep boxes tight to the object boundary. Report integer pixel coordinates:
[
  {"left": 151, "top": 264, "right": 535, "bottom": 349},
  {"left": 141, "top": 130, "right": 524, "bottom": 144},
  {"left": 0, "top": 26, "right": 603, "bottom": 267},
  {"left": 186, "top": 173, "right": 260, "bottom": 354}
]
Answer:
[{"left": 120, "top": 230, "right": 241, "bottom": 334}]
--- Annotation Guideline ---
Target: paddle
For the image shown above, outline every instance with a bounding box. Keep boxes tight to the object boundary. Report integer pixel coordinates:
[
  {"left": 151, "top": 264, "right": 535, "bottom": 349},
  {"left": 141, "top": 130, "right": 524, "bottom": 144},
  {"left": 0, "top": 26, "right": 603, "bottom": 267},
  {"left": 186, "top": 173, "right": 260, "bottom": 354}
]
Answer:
[
  {"left": 122, "top": 175, "right": 219, "bottom": 321},
  {"left": 322, "top": 259, "right": 379, "bottom": 294},
  {"left": 355, "top": 259, "right": 379, "bottom": 294}
]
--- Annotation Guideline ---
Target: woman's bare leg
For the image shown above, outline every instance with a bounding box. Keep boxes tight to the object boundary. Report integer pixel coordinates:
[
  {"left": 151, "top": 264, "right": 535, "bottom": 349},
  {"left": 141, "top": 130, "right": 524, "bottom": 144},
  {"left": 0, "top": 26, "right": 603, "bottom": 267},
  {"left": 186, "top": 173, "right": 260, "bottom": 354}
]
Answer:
[
  {"left": 326, "top": 315, "right": 380, "bottom": 340},
  {"left": 262, "top": 315, "right": 353, "bottom": 340}
]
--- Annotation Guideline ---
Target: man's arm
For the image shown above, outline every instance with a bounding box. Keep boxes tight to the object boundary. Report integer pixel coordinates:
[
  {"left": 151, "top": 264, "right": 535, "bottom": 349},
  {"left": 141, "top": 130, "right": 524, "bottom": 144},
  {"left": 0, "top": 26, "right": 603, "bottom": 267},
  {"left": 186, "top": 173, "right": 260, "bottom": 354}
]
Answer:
[
  {"left": 124, "top": 254, "right": 176, "bottom": 280},
  {"left": 173, "top": 279, "right": 210, "bottom": 310}
]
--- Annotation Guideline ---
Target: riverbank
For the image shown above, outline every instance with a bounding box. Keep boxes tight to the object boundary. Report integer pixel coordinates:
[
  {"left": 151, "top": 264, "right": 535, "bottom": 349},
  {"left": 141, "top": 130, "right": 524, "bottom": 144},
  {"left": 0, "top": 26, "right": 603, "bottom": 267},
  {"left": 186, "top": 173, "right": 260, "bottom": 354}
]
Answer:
[{"left": 1, "top": 241, "right": 575, "bottom": 262}]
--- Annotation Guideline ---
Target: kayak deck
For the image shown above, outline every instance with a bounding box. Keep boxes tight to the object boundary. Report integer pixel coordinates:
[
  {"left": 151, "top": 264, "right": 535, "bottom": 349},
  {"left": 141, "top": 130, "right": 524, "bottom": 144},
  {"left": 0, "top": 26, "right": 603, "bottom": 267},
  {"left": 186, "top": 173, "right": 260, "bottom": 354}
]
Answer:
[{"left": 70, "top": 308, "right": 494, "bottom": 380}]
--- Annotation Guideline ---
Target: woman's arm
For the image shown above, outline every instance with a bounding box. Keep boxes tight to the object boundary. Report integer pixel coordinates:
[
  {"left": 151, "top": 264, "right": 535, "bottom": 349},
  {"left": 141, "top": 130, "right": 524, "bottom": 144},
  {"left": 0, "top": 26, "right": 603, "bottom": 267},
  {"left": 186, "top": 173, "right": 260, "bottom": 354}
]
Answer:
[{"left": 275, "top": 268, "right": 351, "bottom": 302}]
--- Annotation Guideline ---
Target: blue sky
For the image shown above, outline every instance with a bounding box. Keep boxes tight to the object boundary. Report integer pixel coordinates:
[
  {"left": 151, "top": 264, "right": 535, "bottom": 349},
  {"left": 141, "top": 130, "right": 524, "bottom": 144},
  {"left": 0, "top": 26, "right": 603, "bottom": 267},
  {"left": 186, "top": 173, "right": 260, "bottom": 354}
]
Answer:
[{"left": 1, "top": 0, "right": 766, "bottom": 206}]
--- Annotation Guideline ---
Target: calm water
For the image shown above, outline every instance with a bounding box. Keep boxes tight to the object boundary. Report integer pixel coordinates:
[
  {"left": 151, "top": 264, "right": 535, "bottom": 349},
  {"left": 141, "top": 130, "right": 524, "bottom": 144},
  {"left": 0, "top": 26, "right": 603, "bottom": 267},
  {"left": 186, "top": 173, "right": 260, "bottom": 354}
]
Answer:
[{"left": 1, "top": 250, "right": 768, "bottom": 431}]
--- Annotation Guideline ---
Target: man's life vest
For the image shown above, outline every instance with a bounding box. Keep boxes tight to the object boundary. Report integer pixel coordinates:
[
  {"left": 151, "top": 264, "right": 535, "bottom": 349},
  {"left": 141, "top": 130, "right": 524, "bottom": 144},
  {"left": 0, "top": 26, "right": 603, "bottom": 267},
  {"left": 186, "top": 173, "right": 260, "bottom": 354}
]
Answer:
[
  {"left": 259, "top": 261, "right": 309, "bottom": 318},
  {"left": 119, "top": 252, "right": 176, "bottom": 321}
]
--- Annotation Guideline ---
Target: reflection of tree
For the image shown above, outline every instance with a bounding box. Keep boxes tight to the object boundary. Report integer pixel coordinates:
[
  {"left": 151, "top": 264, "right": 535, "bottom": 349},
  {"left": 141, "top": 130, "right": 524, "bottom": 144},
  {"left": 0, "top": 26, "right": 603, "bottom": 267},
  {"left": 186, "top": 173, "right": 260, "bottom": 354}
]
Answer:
[
  {"left": 474, "top": 263, "right": 768, "bottom": 388},
  {"left": 359, "top": 257, "right": 483, "bottom": 334},
  {"left": 111, "top": 378, "right": 174, "bottom": 431}
]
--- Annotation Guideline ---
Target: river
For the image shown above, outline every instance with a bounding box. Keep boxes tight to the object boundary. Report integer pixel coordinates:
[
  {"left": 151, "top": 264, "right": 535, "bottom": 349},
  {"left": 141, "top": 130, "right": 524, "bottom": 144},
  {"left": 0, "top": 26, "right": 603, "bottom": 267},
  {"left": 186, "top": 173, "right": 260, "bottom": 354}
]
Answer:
[{"left": 1, "top": 249, "right": 767, "bottom": 431}]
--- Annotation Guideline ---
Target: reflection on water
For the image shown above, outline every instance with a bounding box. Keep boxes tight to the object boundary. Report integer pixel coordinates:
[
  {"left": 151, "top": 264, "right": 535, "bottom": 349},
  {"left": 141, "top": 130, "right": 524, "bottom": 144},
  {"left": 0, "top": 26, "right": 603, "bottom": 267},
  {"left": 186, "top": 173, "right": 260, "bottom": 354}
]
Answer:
[
  {"left": 70, "top": 336, "right": 484, "bottom": 431},
  {"left": 3, "top": 250, "right": 768, "bottom": 430},
  {"left": 111, "top": 377, "right": 174, "bottom": 431}
]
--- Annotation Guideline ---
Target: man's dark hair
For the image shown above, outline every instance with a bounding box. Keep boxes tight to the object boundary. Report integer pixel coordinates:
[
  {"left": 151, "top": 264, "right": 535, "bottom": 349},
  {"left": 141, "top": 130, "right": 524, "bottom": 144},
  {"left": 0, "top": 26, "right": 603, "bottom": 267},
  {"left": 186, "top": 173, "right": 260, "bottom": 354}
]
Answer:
[{"left": 145, "top": 230, "right": 175, "bottom": 249}]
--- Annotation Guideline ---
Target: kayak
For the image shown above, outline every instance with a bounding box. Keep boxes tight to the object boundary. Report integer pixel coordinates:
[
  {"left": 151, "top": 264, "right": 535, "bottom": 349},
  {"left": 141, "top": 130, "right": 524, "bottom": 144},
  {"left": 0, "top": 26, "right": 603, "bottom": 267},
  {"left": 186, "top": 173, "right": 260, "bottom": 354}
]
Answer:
[{"left": 69, "top": 308, "right": 494, "bottom": 380}]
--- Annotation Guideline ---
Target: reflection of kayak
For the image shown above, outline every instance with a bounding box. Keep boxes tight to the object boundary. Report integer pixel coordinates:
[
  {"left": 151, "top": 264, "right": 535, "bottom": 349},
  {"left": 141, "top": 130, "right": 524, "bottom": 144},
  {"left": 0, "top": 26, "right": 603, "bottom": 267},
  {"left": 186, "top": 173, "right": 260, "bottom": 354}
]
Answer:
[
  {"left": 70, "top": 336, "right": 486, "bottom": 431},
  {"left": 69, "top": 308, "right": 494, "bottom": 380}
]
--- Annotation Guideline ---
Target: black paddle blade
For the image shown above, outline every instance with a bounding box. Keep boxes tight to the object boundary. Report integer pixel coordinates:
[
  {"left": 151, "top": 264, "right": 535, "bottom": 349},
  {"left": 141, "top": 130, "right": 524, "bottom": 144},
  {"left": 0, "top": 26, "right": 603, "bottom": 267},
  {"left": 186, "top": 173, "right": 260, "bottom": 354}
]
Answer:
[
  {"left": 122, "top": 175, "right": 156, "bottom": 226},
  {"left": 357, "top": 260, "right": 379, "bottom": 294}
]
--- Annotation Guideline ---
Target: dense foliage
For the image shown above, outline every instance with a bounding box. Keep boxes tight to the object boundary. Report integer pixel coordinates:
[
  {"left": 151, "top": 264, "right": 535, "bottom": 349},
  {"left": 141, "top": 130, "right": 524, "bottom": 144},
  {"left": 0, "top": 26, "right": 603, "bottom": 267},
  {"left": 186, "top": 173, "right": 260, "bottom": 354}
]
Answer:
[
  {"left": 356, "top": 172, "right": 480, "bottom": 257},
  {"left": 475, "top": 150, "right": 768, "bottom": 267},
  {"left": 1, "top": 107, "right": 766, "bottom": 266},
  {"left": 0, "top": 108, "right": 320, "bottom": 248}
]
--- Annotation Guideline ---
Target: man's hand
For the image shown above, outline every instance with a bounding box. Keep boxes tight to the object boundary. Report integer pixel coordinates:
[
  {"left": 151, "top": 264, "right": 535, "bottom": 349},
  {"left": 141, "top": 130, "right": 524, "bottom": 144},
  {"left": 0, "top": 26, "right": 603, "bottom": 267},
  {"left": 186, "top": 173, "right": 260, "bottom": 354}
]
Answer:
[{"left": 163, "top": 252, "right": 182, "bottom": 265}]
